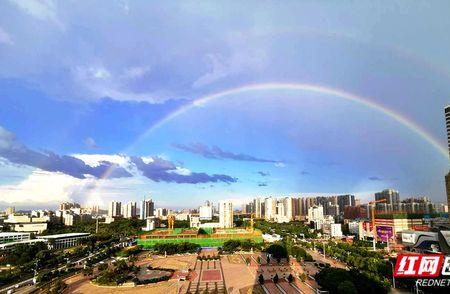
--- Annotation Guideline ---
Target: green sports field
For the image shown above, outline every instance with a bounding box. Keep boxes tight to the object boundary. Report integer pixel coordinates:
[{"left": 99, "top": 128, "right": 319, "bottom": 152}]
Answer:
[{"left": 137, "top": 235, "right": 263, "bottom": 248}]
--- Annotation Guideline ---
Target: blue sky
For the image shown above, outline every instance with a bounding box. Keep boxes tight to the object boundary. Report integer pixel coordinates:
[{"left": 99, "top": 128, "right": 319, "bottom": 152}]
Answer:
[{"left": 1, "top": 0, "right": 450, "bottom": 209}]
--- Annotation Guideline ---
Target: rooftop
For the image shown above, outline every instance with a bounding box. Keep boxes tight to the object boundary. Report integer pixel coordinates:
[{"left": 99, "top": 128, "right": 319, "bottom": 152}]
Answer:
[
  {"left": 0, "top": 232, "right": 30, "bottom": 236},
  {"left": 36, "top": 233, "right": 90, "bottom": 239}
]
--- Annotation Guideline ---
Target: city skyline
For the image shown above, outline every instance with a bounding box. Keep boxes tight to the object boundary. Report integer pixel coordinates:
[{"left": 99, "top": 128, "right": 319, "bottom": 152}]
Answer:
[{"left": 1, "top": 1, "right": 450, "bottom": 209}]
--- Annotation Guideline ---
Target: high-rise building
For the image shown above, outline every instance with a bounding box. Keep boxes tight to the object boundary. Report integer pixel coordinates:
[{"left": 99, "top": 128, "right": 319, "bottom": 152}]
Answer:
[
  {"left": 155, "top": 208, "right": 167, "bottom": 218},
  {"left": 108, "top": 201, "right": 122, "bottom": 217},
  {"left": 199, "top": 201, "right": 213, "bottom": 220},
  {"left": 140, "top": 199, "right": 154, "bottom": 220},
  {"left": 242, "top": 201, "right": 254, "bottom": 214},
  {"left": 123, "top": 201, "right": 137, "bottom": 219},
  {"left": 274, "top": 197, "right": 293, "bottom": 223},
  {"left": 292, "top": 197, "right": 300, "bottom": 218},
  {"left": 264, "top": 197, "right": 277, "bottom": 221},
  {"left": 219, "top": 200, "right": 233, "bottom": 228},
  {"left": 375, "top": 189, "right": 400, "bottom": 204},
  {"left": 59, "top": 202, "right": 80, "bottom": 211},
  {"left": 445, "top": 105, "right": 450, "bottom": 153},
  {"left": 307, "top": 205, "right": 324, "bottom": 222},
  {"left": 5, "top": 207, "right": 15, "bottom": 215},
  {"left": 253, "top": 197, "right": 264, "bottom": 218},
  {"left": 299, "top": 197, "right": 316, "bottom": 216},
  {"left": 445, "top": 105, "right": 450, "bottom": 221},
  {"left": 336, "top": 194, "right": 355, "bottom": 212}
]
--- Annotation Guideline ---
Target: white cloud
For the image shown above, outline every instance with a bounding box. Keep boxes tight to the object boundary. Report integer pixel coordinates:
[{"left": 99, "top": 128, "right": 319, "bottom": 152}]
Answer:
[
  {"left": 122, "top": 66, "right": 151, "bottom": 79},
  {"left": 0, "top": 27, "right": 13, "bottom": 45},
  {"left": 170, "top": 167, "right": 192, "bottom": 176},
  {"left": 72, "top": 65, "right": 169, "bottom": 102},
  {"left": 0, "top": 126, "right": 17, "bottom": 150},
  {"left": 274, "top": 162, "right": 286, "bottom": 168},
  {"left": 9, "top": 0, "right": 64, "bottom": 29},
  {"left": 0, "top": 170, "right": 75, "bottom": 204},
  {"left": 192, "top": 48, "right": 267, "bottom": 88},
  {"left": 84, "top": 137, "right": 98, "bottom": 149},
  {"left": 71, "top": 153, "right": 130, "bottom": 168}
]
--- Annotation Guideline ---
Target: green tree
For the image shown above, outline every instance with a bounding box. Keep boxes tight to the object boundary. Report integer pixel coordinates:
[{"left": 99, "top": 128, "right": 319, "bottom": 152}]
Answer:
[
  {"left": 266, "top": 244, "right": 288, "bottom": 259},
  {"left": 258, "top": 274, "right": 264, "bottom": 284},
  {"left": 273, "top": 273, "right": 279, "bottom": 284},
  {"left": 337, "top": 281, "right": 357, "bottom": 294}
]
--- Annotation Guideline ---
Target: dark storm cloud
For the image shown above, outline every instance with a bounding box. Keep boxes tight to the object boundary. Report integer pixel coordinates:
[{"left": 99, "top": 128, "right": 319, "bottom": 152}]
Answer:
[
  {"left": 131, "top": 156, "right": 237, "bottom": 184},
  {"left": 173, "top": 142, "right": 281, "bottom": 163},
  {"left": 0, "top": 126, "right": 132, "bottom": 179}
]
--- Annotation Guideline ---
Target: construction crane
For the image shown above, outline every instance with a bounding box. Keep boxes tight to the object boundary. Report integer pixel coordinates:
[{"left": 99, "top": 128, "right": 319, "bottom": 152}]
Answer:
[
  {"left": 369, "top": 199, "right": 386, "bottom": 251},
  {"left": 247, "top": 213, "right": 255, "bottom": 233}
]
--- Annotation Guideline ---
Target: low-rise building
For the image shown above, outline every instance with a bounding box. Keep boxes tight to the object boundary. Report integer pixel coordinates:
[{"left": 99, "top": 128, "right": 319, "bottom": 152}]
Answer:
[
  {"left": 0, "top": 232, "right": 31, "bottom": 244},
  {"left": 262, "top": 233, "right": 282, "bottom": 243},
  {"left": 36, "top": 233, "right": 90, "bottom": 249},
  {"left": 0, "top": 239, "right": 46, "bottom": 251},
  {"left": 4, "top": 214, "right": 48, "bottom": 234}
]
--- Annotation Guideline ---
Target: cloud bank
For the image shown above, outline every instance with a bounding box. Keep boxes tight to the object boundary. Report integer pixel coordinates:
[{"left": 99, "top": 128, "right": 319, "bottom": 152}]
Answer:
[
  {"left": 0, "top": 126, "right": 131, "bottom": 179},
  {"left": 173, "top": 142, "right": 280, "bottom": 163},
  {"left": 132, "top": 156, "right": 237, "bottom": 184}
]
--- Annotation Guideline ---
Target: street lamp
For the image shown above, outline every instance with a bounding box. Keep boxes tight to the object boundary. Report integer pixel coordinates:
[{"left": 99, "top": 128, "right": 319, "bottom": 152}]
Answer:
[
  {"left": 322, "top": 241, "right": 326, "bottom": 259},
  {"left": 386, "top": 259, "right": 395, "bottom": 289}
]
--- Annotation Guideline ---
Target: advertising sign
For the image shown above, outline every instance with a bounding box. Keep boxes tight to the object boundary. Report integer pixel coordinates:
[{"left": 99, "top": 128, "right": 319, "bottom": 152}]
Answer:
[{"left": 376, "top": 225, "right": 393, "bottom": 242}]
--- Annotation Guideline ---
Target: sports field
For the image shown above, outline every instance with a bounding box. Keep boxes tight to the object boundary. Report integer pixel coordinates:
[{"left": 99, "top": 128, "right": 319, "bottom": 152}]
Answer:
[{"left": 137, "top": 235, "right": 263, "bottom": 247}]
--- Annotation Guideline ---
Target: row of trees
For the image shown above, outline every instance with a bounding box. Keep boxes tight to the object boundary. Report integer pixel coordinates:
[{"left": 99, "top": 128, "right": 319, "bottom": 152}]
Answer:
[
  {"left": 315, "top": 267, "right": 390, "bottom": 294},
  {"left": 93, "top": 260, "right": 131, "bottom": 286},
  {"left": 289, "top": 245, "right": 314, "bottom": 262},
  {"left": 254, "top": 220, "right": 316, "bottom": 238},
  {"left": 222, "top": 239, "right": 262, "bottom": 253},
  {"left": 312, "top": 241, "right": 391, "bottom": 277},
  {"left": 43, "top": 218, "right": 146, "bottom": 239}
]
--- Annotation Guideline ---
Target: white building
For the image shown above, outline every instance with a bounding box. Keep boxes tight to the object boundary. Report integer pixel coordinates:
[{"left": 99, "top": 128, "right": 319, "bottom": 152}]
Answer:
[
  {"left": 262, "top": 233, "right": 283, "bottom": 243},
  {"left": 108, "top": 201, "right": 122, "bottom": 217},
  {"left": 199, "top": 201, "right": 213, "bottom": 220},
  {"left": 190, "top": 216, "right": 201, "bottom": 228},
  {"left": 219, "top": 200, "right": 233, "bottom": 228},
  {"left": 63, "top": 213, "right": 80, "bottom": 226},
  {"left": 330, "top": 223, "right": 343, "bottom": 237},
  {"left": 4, "top": 214, "right": 48, "bottom": 234},
  {"left": 0, "top": 232, "right": 30, "bottom": 244},
  {"left": 307, "top": 205, "right": 324, "bottom": 222},
  {"left": 274, "top": 197, "right": 293, "bottom": 223},
  {"left": 264, "top": 197, "right": 277, "bottom": 221},
  {"left": 253, "top": 197, "right": 264, "bottom": 218},
  {"left": 123, "top": 201, "right": 137, "bottom": 219},
  {"left": 155, "top": 208, "right": 168, "bottom": 218},
  {"left": 142, "top": 217, "right": 159, "bottom": 231},
  {"left": 140, "top": 199, "right": 154, "bottom": 220},
  {"left": 348, "top": 221, "right": 360, "bottom": 235},
  {"left": 175, "top": 213, "right": 190, "bottom": 221},
  {"left": 36, "top": 233, "right": 90, "bottom": 249}
]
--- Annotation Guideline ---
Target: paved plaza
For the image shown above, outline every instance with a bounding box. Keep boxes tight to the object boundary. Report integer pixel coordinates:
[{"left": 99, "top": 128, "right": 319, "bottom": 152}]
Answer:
[{"left": 62, "top": 252, "right": 320, "bottom": 294}]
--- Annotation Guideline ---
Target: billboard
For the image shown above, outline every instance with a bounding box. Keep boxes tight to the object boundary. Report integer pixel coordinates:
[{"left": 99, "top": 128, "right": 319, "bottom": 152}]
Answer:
[{"left": 376, "top": 225, "right": 393, "bottom": 242}]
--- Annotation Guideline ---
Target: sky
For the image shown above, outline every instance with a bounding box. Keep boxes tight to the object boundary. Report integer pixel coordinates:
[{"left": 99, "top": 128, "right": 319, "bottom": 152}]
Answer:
[{"left": 1, "top": 0, "right": 450, "bottom": 210}]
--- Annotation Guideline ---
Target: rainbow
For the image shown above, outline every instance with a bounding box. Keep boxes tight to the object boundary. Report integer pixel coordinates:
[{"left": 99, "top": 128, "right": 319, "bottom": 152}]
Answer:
[
  {"left": 127, "top": 82, "right": 448, "bottom": 158},
  {"left": 88, "top": 82, "right": 447, "bottom": 205}
]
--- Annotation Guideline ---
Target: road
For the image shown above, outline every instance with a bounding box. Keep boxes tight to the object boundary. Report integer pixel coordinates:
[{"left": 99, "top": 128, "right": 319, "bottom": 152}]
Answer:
[{"left": 306, "top": 248, "right": 347, "bottom": 270}]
